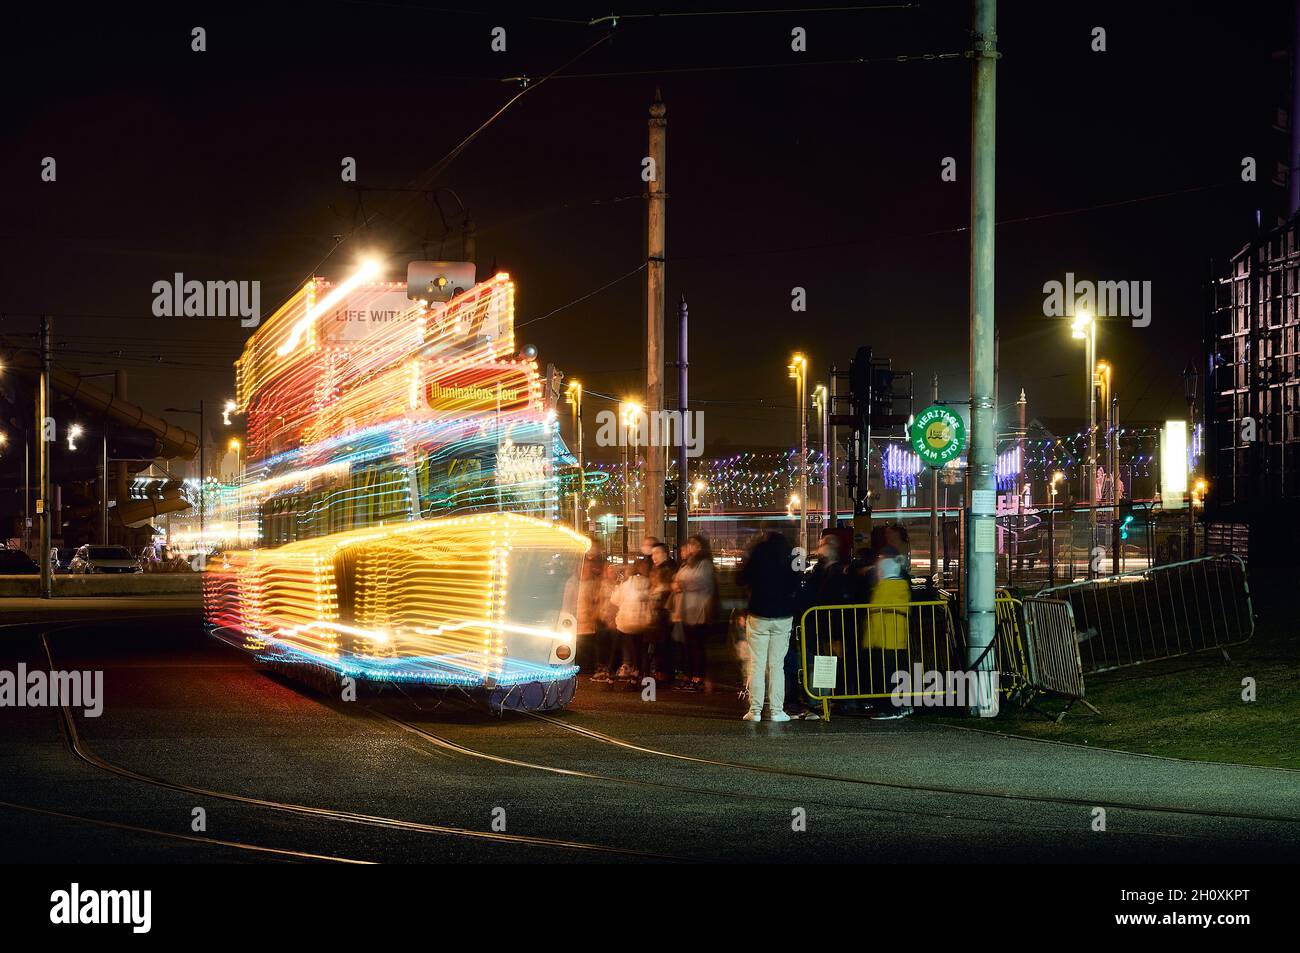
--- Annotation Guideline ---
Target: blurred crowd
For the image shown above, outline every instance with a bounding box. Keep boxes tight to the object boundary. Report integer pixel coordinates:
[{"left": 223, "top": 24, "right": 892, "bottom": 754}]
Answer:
[
  {"left": 573, "top": 522, "right": 918, "bottom": 722},
  {"left": 574, "top": 534, "right": 718, "bottom": 692}
]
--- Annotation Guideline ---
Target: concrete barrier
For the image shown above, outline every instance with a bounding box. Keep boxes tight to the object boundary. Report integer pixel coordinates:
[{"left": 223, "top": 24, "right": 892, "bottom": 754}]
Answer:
[{"left": 0, "top": 574, "right": 204, "bottom": 597}]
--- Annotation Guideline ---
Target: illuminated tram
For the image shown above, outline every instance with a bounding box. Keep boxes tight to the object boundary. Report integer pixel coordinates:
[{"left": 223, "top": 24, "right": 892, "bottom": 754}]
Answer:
[{"left": 203, "top": 260, "right": 589, "bottom": 710}]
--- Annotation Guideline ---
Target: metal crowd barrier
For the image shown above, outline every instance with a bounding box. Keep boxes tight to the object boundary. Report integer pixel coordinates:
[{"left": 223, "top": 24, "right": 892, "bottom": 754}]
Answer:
[
  {"left": 1038, "top": 554, "right": 1254, "bottom": 674},
  {"left": 1021, "top": 597, "right": 1093, "bottom": 718},
  {"left": 798, "top": 600, "right": 968, "bottom": 720},
  {"left": 993, "top": 593, "right": 1032, "bottom": 700}
]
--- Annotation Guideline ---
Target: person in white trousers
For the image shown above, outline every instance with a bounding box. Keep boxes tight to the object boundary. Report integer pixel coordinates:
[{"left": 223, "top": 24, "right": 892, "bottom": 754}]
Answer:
[
  {"left": 736, "top": 531, "right": 800, "bottom": 722},
  {"left": 745, "top": 614, "right": 792, "bottom": 721}
]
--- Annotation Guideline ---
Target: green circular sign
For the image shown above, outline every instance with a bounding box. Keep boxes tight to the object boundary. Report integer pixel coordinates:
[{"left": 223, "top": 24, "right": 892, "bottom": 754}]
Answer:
[{"left": 909, "top": 404, "right": 966, "bottom": 467}]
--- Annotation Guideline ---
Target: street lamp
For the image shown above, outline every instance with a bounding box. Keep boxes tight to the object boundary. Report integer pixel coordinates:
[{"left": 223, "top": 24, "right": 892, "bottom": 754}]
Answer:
[
  {"left": 165, "top": 399, "right": 234, "bottom": 555},
  {"left": 619, "top": 399, "right": 641, "bottom": 563},
  {"left": 228, "top": 438, "right": 243, "bottom": 545},
  {"left": 1049, "top": 470, "right": 1064, "bottom": 583},
  {"left": 691, "top": 478, "right": 706, "bottom": 510},
  {"left": 1071, "top": 309, "right": 1098, "bottom": 572},
  {"left": 67, "top": 423, "right": 83, "bottom": 451},
  {"left": 788, "top": 352, "right": 808, "bottom": 551},
  {"left": 565, "top": 380, "right": 584, "bottom": 533}
]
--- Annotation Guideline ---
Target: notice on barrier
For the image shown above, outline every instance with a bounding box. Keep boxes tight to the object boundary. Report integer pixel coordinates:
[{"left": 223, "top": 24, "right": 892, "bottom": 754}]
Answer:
[{"left": 811, "top": 655, "right": 839, "bottom": 690}]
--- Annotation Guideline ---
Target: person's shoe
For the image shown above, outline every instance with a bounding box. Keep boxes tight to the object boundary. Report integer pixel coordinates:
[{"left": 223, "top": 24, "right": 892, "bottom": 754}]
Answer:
[
  {"left": 767, "top": 711, "right": 792, "bottom": 723},
  {"left": 742, "top": 710, "right": 761, "bottom": 722},
  {"left": 796, "top": 709, "right": 821, "bottom": 720}
]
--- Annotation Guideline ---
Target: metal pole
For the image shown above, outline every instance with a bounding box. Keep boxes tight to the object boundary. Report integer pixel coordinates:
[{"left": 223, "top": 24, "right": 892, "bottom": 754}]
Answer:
[
  {"left": 101, "top": 433, "right": 108, "bottom": 543},
  {"left": 828, "top": 367, "right": 838, "bottom": 529},
  {"left": 676, "top": 294, "right": 689, "bottom": 554},
  {"left": 1014, "top": 387, "right": 1026, "bottom": 579},
  {"left": 199, "top": 399, "right": 206, "bottom": 547},
  {"left": 1187, "top": 396, "right": 1195, "bottom": 557},
  {"left": 820, "top": 383, "right": 829, "bottom": 532},
  {"left": 967, "top": 0, "right": 998, "bottom": 716},
  {"left": 38, "top": 316, "right": 53, "bottom": 599},
  {"left": 929, "top": 373, "right": 940, "bottom": 581},
  {"left": 1111, "top": 390, "right": 1120, "bottom": 573},
  {"left": 24, "top": 435, "right": 29, "bottom": 553},
  {"left": 576, "top": 390, "right": 584, "bottom": 532},
  {"left": 622, "top": 438, "right": 630, "bottom": 563},
  {"left": 643, "top": 91, "right": 667, "bottom": 543},
  {"left": 1087, "top": 323, "right": 1097, "bottom": 573},
  {"left": 798, "top": 362, "right": 808, "bottom": 552}
]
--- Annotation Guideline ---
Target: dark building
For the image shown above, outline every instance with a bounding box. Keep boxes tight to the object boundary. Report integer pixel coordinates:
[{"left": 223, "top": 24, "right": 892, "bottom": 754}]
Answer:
[{"left": 1207, "top": 217, "right": 1300, "bottom": 563}]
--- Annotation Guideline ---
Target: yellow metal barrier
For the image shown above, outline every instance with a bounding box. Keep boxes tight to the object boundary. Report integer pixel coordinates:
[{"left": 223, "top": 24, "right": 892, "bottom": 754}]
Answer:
[
  {"left": 994, "top": 593, "right": 1033, "bottom": 700},
  {"left": 797, "top": 600, "right": 959, "bottom": 721}
]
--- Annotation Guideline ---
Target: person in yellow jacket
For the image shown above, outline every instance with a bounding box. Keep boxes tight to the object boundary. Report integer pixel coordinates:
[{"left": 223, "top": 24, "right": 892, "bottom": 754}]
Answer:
[{"left": 861, "top": 547, "right": 912, "bottom": 718}]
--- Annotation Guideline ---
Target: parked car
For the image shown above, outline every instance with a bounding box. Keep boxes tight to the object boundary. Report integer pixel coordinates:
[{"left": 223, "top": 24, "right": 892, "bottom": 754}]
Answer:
[
  {"left": 0, "top": 549, "right": 40, "bottom": 575},
  {"left": 68, "top": 545, "right": 143, "bottom": 574}
]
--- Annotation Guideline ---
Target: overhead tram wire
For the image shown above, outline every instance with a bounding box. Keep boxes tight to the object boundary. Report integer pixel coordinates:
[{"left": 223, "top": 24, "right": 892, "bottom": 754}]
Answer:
[
  {"left": 516, "top": 262, "right": 646, "bottom": 329},
  {"left": 668, "top": 177, "right": 1251, "bottom": 264},
  {"left": 287, "top": 30, "right": 616, "bottom": 287},
  {"left": 501, "top": 49, "right": 966, "bottom": 83}
]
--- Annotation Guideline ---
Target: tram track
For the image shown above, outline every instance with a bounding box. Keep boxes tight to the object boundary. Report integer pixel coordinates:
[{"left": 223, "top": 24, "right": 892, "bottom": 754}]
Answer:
[
  {"left": 371, "top": 701, "right": 1212, "bottom": 844},
  {"left": 0, "top": 797, "right": 370, "bottom": 863},
  {"left": 523, "top": 709, "right": 1300, "bottom": 827},
  {"left": 35, "top": 627, "right": 678, "bottom": 862}
]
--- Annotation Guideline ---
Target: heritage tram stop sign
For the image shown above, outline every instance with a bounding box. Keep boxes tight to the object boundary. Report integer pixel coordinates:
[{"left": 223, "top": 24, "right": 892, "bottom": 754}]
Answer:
[{"left": 910, "top": 404, "right": 966, "bottom": 467}]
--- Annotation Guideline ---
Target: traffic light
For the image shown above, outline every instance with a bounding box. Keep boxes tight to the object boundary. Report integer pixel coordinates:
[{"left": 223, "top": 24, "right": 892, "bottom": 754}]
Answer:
[
  {"left": 850, "top": 346, "right": 873, "bottom": 426},
  {"left": 870, "top": 366, "right": 896, "bottom": 423}
]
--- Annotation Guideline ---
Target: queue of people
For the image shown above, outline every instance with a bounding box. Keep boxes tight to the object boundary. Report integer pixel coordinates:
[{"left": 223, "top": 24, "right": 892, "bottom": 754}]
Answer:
[
  {"left": 738, "top": 524, "right": 915, "bottom": 722},
  {"left": 571, "top": 524, "right": 915, "bottom": 722},
  {"left": 574, "top": 534, "right": 719, "bottom": 691}
]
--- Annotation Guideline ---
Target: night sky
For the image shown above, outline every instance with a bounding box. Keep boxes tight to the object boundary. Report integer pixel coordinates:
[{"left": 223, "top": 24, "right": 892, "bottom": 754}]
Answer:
[{"left": 1, "top": 1, "right": 1291, "bottom": 457}]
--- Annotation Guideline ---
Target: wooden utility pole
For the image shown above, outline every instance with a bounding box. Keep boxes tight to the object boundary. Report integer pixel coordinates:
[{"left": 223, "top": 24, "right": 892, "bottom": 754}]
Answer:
[{"left": 643, "top": 90, "right": 667, "bottom": 545}]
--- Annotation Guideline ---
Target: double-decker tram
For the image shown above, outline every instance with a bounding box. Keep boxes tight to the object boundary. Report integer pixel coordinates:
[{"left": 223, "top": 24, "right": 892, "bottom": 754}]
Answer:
[{"left": 203, "top": 260, "right": 589, "bottom": 711}]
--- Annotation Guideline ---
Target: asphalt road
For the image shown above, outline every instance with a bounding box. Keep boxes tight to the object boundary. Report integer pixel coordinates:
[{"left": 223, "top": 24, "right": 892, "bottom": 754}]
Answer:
[{"left": 2, "top": 597, "right": 1297, "bottom": 863}]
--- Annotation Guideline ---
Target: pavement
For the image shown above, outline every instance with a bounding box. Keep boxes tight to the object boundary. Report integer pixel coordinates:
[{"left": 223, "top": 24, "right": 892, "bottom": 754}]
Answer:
[{"left": 1, "top": 597, "right": 1297, "bottom": 863}]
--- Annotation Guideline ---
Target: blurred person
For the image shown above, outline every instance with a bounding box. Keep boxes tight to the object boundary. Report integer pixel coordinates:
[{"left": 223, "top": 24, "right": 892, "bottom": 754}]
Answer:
[
  {"left": 572, "top": 543, "right": 605, "bottom": 673},
  {"left": 610, "top": 557, "right": 654, "bottom": 680},
  {"left": 649, "top": 561, "right": 676, "bottom": 680},
  {"left": 861, "top": 545, "right": 912, "bottom": 719},
  {"left": 673, "top": 534, "right": 717, "bottom": 691},
  {"left": 649, "top": 541, "right": 675, "bottom": 571},
  {"left": 736, "top": 531, "right": 799, "bottom": 722},
  {"left": 785, "top": 531, "right": 853, "bottom": 719},
  {"left": 591, "top": 563, "right": 623, "bottom": 683}
]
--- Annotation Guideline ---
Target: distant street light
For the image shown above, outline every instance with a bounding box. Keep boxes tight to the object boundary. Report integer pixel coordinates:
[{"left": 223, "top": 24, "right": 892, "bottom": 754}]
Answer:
[
  {"left": 788, "top": 352, "right": 808, "bottom": 550},
  {"left": 1071, "top": 309, "right": 1098, "bottom": 572},
  {"left": 565, "top": 380, "right": 584, "bottom": 532},
  {"left": 67, "top": 424, "right": 84, "bottom": 451},
  {"left": 619, "top": 399, "right": 641, "bottom": 561}
]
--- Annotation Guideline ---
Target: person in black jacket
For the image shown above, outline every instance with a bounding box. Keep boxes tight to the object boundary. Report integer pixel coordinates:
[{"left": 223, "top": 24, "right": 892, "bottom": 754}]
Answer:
[{"left": 736, "top": 531, "right": 800, "bottom": 722}]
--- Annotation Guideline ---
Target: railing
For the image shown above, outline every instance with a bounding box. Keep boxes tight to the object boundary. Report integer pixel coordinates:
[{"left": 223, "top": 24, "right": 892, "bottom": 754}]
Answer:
[
  {"left": 1038, "top": 554, "right": 1253, "bottom": 674},
  {"left": 993, "top": 593, "right": 1032, "bottom": 700},
  {"left": 797, "top": 600, "right": 962, "bottom": 719},
  {"left": 1021, "top": 596, "right": 1087, "bottom": 703}
]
